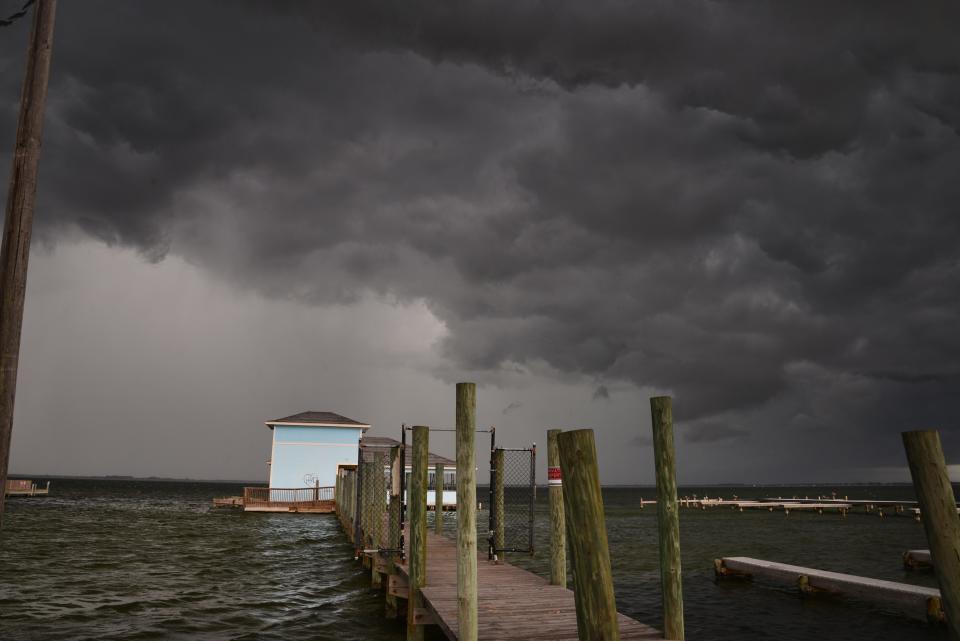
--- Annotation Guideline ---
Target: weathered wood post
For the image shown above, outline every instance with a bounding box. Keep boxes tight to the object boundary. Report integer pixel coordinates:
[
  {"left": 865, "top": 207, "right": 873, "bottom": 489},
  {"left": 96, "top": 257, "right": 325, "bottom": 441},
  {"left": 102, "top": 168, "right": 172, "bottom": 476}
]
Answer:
[
  {"left": 902, "top": 429, "right": 960, "bottom": 634},
  {"left": 385, "top": 445, "right": 402, "bottom": 619},
  {"left": 650, "top": 396, "right": 684, "bottom": 640},
  {"left": 548, "top": 428, "right": 566, "bottom": 587},
  {"left": 361, "top": 460, "right": 377, "bottom": 561},
  {"left": 335, "top": 470, "right": 342, "bottom": 514},
  {"left": 0, "top": 0, "right": 58, "bottom": 527},
  {"left": 408, "top": 425, "right": 429, "bottom": 640},
  {"left": 435, "top": 461, "right": 445, "bottom": 534},
  {"left": 371, "top": 451, "right": 387, "bottom": 588},
  {"left": 456, "top": 382, "right": 478, "bottom": 641},
  {"left": 557, "top": 429, "right": 619, "bottom": 641},
  {"left": 493, "top": 448, "right": 505, "bottom": 560}
]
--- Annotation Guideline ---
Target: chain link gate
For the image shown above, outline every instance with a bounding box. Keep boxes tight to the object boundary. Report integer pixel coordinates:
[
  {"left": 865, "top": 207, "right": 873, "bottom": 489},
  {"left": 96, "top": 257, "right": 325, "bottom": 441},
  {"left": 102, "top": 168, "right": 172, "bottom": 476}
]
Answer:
[
  {"left": 354, "top": 440, "right": 400, "bottom": 559},
  {"left": 488, "top": 428, "right": 536, "bottom": 559}
]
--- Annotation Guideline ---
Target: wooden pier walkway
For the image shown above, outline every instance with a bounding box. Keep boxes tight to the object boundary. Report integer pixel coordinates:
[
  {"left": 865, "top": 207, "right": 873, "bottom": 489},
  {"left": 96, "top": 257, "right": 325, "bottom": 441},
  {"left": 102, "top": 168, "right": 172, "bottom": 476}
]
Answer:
[{"left": 393, "top": 530, "right": 662, "bottom": 641}]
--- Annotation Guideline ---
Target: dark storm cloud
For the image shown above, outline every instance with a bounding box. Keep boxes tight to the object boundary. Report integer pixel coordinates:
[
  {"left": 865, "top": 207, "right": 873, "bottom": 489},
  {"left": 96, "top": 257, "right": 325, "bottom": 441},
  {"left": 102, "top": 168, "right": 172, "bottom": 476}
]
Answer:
[{"left": 3, "top": 0, "right": 960, "bottom": 472}]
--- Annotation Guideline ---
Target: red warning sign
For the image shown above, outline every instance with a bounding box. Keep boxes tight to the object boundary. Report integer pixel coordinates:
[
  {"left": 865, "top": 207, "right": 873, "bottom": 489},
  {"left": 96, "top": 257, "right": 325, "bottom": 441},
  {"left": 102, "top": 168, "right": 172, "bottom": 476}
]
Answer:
[{"left": 548, "top": 466, "right": 562, "bottom": 486}]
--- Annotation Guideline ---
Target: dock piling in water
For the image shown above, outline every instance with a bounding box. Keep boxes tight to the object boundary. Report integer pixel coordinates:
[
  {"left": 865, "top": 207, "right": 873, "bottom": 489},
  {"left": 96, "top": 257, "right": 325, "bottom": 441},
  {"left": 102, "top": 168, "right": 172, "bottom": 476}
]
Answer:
[
  {"left": 455, "top": 382, "right": 478, "bottom": 641},
  {"left": 902, "top": 429, "right": 960, "bottom": 639},
  {"left": 435, "top": 461, "right": 445, "bottom": 533},
  {"left": 407, "top": 425, "right": 429, "bottom": 641},
  {"left": 650, "top": 396, "right": 684, "bottom": 641},
  {"left": 557, "top": 428, "right": 620, "bottom": 641},
  {"left": 547, "top": 428, "right": 566, "bottom": 587}
]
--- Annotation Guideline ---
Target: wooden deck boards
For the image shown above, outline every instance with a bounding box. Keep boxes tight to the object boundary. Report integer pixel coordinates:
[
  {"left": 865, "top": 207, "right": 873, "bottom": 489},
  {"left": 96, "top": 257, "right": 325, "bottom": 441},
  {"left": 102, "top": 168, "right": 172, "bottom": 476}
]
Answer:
[{"left": 396, "top": 531, "right": 663, "bottom": 641}]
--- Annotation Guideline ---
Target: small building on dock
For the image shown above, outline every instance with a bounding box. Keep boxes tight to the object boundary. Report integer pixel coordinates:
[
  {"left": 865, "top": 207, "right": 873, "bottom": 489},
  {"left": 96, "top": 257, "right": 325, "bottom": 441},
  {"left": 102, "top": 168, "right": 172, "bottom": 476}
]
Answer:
[{"left": 266, "top": 411, "right": 371, "bottom": 490}]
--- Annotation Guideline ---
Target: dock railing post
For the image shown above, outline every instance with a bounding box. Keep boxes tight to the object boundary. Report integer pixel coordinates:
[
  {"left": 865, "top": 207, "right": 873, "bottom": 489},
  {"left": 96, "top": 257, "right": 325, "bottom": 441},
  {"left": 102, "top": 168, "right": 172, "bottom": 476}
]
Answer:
[
  {"left": 385, "top": 445, "right": 402, "bottom": 619},
  {"left": 557, "top": 429, "right": 620, "bottom": 641},
  {"left": 435, "top": 461, "right": 444, "bottom": 534},
  {"left": 361, "top": 460, "right": 376, "bottom": 561},
  {"left": 456, "top": 382, "right": 478, "bottom": 641},
  {"left": 548, "top": 429, "right": 566, "bottom": 586},
  {"left": 650, "top": 396, "right": 685, "bottom": 641},
  {"left": 902, "top": 429, "right": 960, "bottom": 634},
  {"left": 408, "top": 425, "right": 429, "bottom": 641},
  {"left": 493, "top": 448, "right": 505, "bottom": 560},
  {"left": 371, "top": 451, "right": 387, "bottom": 588}
]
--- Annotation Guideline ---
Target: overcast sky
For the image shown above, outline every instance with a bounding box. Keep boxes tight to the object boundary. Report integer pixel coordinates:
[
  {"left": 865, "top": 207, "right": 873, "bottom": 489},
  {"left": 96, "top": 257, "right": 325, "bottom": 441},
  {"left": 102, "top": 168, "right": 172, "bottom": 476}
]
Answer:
[{"left": 2, "top": 1, "right": 959, "bottom": 484}]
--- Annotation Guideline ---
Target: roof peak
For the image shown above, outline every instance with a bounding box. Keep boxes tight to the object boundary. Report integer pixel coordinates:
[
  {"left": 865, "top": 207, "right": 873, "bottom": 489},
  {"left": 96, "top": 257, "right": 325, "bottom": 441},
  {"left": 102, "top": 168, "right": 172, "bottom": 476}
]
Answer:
[{"left": 265, "top": 411, "right": 370, "bottom": 429}]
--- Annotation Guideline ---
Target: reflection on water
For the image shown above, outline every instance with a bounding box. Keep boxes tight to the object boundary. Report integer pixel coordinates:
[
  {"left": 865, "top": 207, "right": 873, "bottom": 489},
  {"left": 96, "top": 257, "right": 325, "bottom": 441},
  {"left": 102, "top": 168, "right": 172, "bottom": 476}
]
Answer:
[{"left": 0, "top": 480, "right": 950, "bottom": 641}]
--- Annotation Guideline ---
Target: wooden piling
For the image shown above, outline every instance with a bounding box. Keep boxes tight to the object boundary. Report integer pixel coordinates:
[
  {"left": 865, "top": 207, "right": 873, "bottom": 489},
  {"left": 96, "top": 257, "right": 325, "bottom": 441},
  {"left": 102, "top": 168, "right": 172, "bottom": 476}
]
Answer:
[
  {"left": 493, "top": 448, "right": 505, "bottom": 559},
  {"left": 0, "top": 0, "right": 58, "bottom": 527},
  {"left": 456, "top": 382, "right": 478, "bottom": 641},
  {"left": 902, "top": 429, "right": 960, "bottom": 639},
  {"left": 371, "top": 452, "right": 387, "bottom": 588},
  {"left": 385, "top": 445, "right": 401, "bottom": 619},
  {"left": 408, "top": 425, "right": 429, "bottom": 641},
  {"left": 435, "top": 462, "right": 445, "bottom": 533},
  {"left": 557, "top": 429, "right": 620, "bottom": 641},
  {"left": 548, "top": 429, "right": 566, "bottom": 587},
  {"left": 650, "top": 396, "right": 684, "bottom": 641}
]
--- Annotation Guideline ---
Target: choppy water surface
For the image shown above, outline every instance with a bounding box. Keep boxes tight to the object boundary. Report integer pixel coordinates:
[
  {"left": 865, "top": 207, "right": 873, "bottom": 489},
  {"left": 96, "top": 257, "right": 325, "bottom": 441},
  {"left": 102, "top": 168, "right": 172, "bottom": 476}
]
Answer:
[{"left": 0, "top": 480, "right": 949, "bottom": 641}]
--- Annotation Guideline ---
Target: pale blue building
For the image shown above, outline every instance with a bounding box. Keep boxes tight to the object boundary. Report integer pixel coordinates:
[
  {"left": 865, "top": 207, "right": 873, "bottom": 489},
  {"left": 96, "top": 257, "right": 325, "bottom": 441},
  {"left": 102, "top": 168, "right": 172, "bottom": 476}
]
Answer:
[{"left": 265, "top": 411, "right": 370, "bottom": 489}]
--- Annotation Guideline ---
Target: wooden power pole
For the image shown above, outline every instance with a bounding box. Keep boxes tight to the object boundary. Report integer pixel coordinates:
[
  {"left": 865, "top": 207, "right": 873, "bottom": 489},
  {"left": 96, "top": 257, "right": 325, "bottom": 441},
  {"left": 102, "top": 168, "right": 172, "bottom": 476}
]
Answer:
[{"left": 0, "top": 0, "right": 57, "bottom": 525}]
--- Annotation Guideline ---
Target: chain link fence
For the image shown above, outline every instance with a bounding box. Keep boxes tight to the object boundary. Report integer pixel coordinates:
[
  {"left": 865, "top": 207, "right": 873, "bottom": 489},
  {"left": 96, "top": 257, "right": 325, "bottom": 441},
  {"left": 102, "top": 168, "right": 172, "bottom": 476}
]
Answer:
[
  {"left": 490, "top": 446, "right": 536, "bottom": 556},
  {"left": 356, "top": 446, "right": 392, "bottom": 555}
]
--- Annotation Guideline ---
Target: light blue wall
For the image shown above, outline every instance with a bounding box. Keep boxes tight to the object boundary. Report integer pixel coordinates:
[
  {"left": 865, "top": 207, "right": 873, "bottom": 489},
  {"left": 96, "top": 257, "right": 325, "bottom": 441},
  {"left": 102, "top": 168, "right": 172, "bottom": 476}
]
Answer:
[{"left": 269, "top": 425, "right": 362, "bottom": 489}]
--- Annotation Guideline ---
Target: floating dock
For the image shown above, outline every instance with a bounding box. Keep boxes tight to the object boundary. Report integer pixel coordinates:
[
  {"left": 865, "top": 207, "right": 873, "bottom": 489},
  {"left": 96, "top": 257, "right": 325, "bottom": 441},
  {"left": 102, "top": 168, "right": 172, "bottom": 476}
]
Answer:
[
  {"left": 4, "top": 479, "right": 49, "bottom": 497},
  {"left": 716, "top": 556, "right": 944, "bottom": 622}
]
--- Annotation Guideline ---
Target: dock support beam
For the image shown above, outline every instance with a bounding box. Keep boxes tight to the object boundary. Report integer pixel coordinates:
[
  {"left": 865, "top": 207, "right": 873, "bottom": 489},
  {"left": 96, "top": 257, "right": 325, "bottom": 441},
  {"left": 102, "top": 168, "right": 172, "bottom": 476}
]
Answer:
[
  {"left": 408, "top": 425, "right": 429, "bottom": 641},
  {"left": 371, "top": 452, "right": 387, "bottom": 588},
  {"left": 651, "top": 396, "right": 685, "bottom": 641},
  {"left": 557, "top": 429, "right": 620, "bottom": 641},
  {"left": 456, "top": 382, "right": 478, "bottom": 641},
  {"left": 435, "top": 461, "right": 444, "bottom": 533},
  {"left": 385, "top": 445, "right": 402, "bottom": 619},
  {"left": 548, "top": 429, "right": 566, "bottom": 587},
  {"left": 902, "top": 429, "right": 960, "bottom": 639}
]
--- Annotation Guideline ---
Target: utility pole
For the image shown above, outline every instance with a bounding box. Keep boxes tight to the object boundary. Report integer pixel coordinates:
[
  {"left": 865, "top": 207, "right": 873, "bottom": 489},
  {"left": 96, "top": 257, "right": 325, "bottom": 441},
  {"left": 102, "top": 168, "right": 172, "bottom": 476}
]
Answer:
[{"left": 0, "top": 0, "right": 57, "bottom": 526}]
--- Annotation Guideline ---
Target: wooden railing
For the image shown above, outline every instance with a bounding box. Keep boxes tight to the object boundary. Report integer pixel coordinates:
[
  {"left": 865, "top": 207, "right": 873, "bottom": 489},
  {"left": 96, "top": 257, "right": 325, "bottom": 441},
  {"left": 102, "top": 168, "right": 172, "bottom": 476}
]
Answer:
[{"left": 243, "top": 486, "right": 335, "bottom": 507}]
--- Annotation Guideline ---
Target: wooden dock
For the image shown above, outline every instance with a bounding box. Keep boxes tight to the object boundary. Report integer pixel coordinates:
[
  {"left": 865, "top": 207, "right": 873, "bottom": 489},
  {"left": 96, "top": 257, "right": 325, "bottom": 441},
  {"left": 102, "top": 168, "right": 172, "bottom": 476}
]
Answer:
[
  {"left": 716, "top": 556, "right": 944, "bottom": 622},
  {"left": 392, "top": 530, "right": 662, "bottom": 641},
  {"left": 4, "top": 479, "right": 49, "bottom": 497}
]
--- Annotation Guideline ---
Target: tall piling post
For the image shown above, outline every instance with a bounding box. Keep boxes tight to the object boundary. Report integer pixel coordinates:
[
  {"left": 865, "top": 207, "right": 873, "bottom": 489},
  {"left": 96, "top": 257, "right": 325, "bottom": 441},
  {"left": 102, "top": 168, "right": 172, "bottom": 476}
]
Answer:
[
  {"left": 650, "top": 396, "right": 685, "bottom": 640},
  {"left": 371, "top": 452, "right": 387, "bottom": 588},
  {"left": 385, "top": 445, "right": 402, "bottom": 619},
  {"left": 547, "top": 429, "right": 566, "bottom": 587},
  {"left": 557, "top": 429, "right": 620, "bottom": 641},
  {"left": 0, "top": 0, "right": 58, "bottom": 526},
  {"left": 456, "top": 382, "right": 478, "bottom": 641},
  {"left": 407, "top": 425, "right": 429, "bottom": 641},
  {"left": 435, "top": 461, "right": 445, "bottom": 534},
  {"left": 903, "top": 429, "right": 960, "bottom": 636},
  {"left": 493, "top": 448, "right": 505, "bottom": 560}
]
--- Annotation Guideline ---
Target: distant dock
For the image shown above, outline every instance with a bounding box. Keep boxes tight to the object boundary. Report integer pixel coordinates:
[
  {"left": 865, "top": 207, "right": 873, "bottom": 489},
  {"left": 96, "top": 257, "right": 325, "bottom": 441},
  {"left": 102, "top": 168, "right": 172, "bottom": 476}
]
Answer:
[
  {"left": 4, "top": 479, "right": 49, "bottom": 497},
  {"left": 212, "top": 485, "right": 336, "bottom": 513}
]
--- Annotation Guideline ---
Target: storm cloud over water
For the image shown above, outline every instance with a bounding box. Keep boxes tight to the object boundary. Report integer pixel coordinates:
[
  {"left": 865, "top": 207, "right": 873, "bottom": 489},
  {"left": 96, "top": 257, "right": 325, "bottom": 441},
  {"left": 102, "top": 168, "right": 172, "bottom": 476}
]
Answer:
[{"left": 2, "top": 1, "right": 959, "bottom": 481}]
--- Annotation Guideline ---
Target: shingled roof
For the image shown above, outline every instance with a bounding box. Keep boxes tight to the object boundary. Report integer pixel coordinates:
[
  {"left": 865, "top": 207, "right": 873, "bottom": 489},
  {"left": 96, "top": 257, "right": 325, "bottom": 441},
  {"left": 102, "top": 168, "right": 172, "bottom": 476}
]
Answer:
[{"left": 265, "top": 411, "right": 370, "bottom": 430}]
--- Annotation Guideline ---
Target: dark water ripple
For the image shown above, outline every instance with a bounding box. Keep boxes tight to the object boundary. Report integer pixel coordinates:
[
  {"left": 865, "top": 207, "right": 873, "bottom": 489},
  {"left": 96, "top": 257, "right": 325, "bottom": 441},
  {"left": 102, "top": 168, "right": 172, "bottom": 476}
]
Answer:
[{"left": 0, "top": 480, "right": 952, "bottom": 640}]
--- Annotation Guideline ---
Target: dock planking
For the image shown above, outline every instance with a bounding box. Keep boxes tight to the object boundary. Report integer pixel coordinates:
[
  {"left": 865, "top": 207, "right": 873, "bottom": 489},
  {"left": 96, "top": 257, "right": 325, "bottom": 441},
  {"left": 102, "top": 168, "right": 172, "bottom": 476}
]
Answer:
[{"left": 393, "top": 530, "right": 663, "bottom": 641}]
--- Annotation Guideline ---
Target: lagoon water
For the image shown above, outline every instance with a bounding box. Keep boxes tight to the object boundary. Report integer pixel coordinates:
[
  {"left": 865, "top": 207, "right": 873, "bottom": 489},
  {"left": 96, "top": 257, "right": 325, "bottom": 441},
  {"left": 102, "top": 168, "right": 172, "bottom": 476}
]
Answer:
[{"left": 0, "top": 480, "right": 948, "bottom": 641}]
